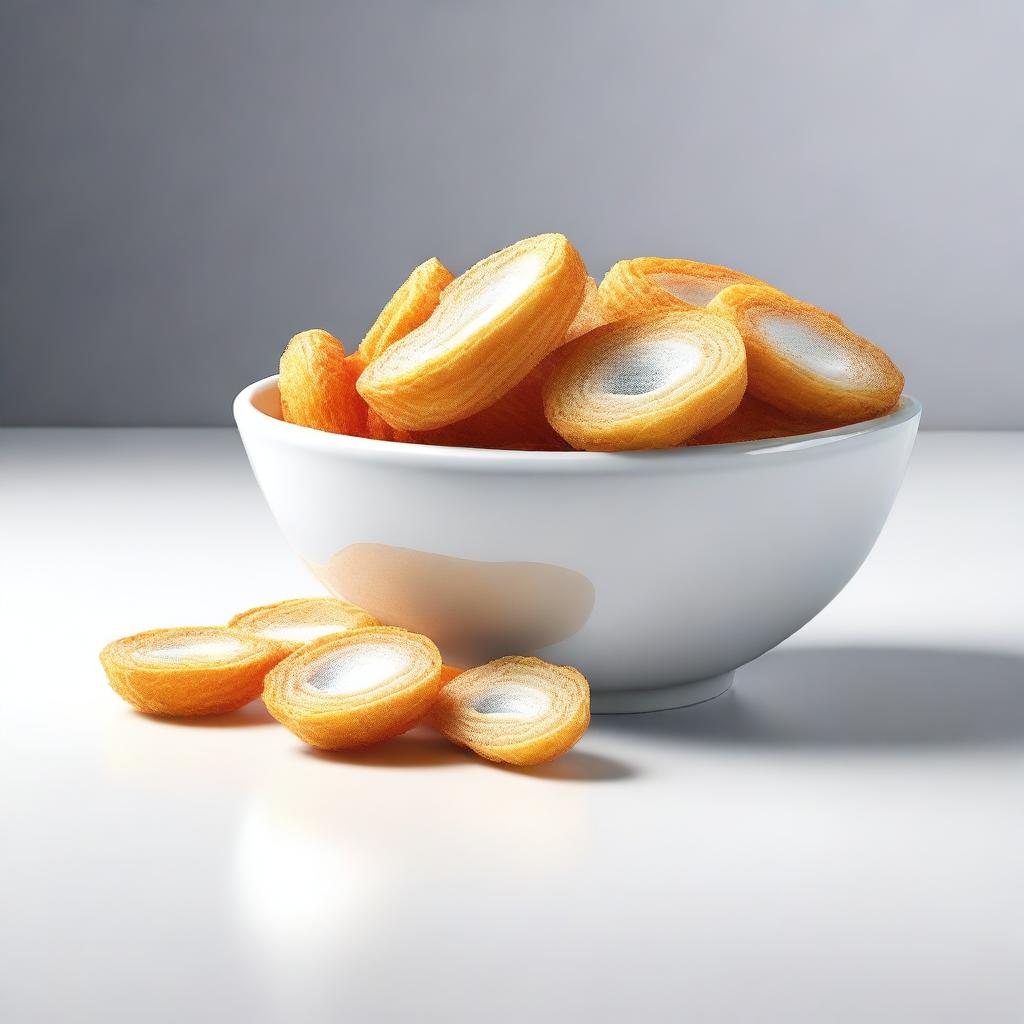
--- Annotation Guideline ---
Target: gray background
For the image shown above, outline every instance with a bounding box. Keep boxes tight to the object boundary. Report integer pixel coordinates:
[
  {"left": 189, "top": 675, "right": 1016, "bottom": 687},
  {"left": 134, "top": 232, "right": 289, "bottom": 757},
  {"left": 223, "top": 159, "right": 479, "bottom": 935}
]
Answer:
[{"left": 1, "top": 0, "right": 1021, "bottom": 427}]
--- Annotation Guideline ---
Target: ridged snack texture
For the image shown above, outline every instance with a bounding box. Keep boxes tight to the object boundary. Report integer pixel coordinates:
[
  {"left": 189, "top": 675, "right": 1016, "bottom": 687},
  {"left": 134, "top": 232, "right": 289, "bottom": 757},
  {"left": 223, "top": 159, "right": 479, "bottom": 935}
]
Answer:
[
  {"left": 430, "top": 656, "right": 590, "bottom": 766},
  {"left": 543, "top": 310, "right": 747, "bottom": 451},
  {"left": 690, "top": 395, "right": 831, "bottom": 445},
  {"left": 599, "top": 257, "right": 768, "bottom": 319},
  {"left": 356, "top": 233, "right": 588, "bottom": 431},
  {"left": 228, "top": 597, "right": 380, "bottom": 651},
  {"left": 99, "top": 627, "right": 292, "bottom": 716},
  {"left": 279, "top": 329, "right": 366, "bottom": 435},
  {"left": 439, "top": 665, "right": 464, "bottom": 686},
  {"left": 392, "top": 277, "right": 602, "bottom": 450},
  {"left": 410, "top": 358, "right": 567, "bottom": 450},
  {"left": 708, "top": 284, "right": 904, "bottom": 424},
  {"left": 262, "top": 626, "right": 443, "bottom": 749},
  {"left": 358, "top": 257, "right": 454, "bottom": 364},
  {"left": 343, "top": 353, "right": 417, "bottom": 442}
]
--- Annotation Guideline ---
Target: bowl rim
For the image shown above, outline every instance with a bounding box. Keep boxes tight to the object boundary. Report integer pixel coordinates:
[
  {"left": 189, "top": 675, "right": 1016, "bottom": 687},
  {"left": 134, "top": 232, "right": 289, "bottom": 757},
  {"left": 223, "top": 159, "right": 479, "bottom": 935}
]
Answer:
[{"left": 234, "top": 375, "right": 922, "bottom": 470}]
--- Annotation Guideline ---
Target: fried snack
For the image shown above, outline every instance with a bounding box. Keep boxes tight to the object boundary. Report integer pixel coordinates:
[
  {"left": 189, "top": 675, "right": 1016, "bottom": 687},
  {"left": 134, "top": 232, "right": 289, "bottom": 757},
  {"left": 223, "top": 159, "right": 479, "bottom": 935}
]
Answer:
[
  {"left": 262, "top": 627, "right": 443, "bottom": 749},
  {"left": 440, "top": 665, "right": 464, "bottom": 685},
  {"left": 543, "top": 310, "right": 747, "bottom": 451},
  {"left": 279, "top": 330, "right": 367, "bottom": 435},
  {"left": 599, "top": 257, "right": 767, "bottom": 319},
  {"left": 412, "top": 359, "right": 567, "bottom": 450},
  {"left": 365, "top": 407, "right": 416, "bottom": 443},
  {"left": 407, "top": 278, "right": 603, "bottom": 450},
  {"left": 567, "top": 275, "right": 605, "bottom": 338},
  {"left": 708, "top": 285, "right": 904, "bottom": 424},
  {"left": 430, "top": 656, "right": 590, "bottom": 766},
  {"left": 690, "top": 395, "right": 829, "bottom": 445},
  {"left": 357, "top": 233, "right": 588, "bottom": 431},
  {"left": 228, "top": 597, "right": 380, "bottom": 651},
  {"left": 358, "top": 257, "right": 454, "bottom": 364},
  {"left": 99, "top": 627, "right": 292, "bottom": 717},
  {"left": 341, "top": 353, "right": 416, "bottom": 442}
]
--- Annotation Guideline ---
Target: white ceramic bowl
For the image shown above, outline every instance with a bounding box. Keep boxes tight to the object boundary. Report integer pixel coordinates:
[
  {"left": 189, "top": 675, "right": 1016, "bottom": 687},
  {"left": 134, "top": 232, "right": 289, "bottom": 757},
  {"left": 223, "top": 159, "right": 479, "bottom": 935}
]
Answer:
[{"left": 235, "top": 377, "right": 921, "bottom": 712}]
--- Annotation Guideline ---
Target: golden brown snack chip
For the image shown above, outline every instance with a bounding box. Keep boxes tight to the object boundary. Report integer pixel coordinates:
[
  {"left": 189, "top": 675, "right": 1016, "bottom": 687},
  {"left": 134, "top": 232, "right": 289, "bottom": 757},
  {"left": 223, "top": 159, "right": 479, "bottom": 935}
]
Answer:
[
  {"left": 341, "top": 353, "right": 416, "bottom": 442},
  {"left": 358, "top": 257, "right": 454, "bottom": 364},
  {"left": 364, "top": 406, "right": 416, "bottom": 443},
  {"left": 99, "top": 627, "right": 292, "bottom": 717},
  {"left": 543, "top": 310, "right": 747, "bottom": 451},
  {"left": 567, "top": 275, "right": 605, "bottom": 338},
  {"left": 262, "top": 627, "right": 443, "bottom": 749},
  {"left": 599, "top": 257, "right": 767, "bottom": 319},
  {"left": 356, "top": 233, "right": 587, "bottom": 431},
  {"left": 689, "top": 395, "right": 830, "bottom": 445},
  {"left": 430, "top": 656, "right": 590, "bottom": 766},
  {"left": 708, "top": 284, "right": 904, "bottom": 424},
  {"left": 411, "top": 358, "right": 567, "bottom": 451},
  {"left": 228, "top": 597, "right": 380, "bottom": 651},
  {"left": 279, "top": 330, "right": 366, "bottom": 435},
  {"left": 401, "top": 280, "right": 602, "bottom": 450},
  {"left": 439, "top": 665, "right": 464, "bottom": 686}
]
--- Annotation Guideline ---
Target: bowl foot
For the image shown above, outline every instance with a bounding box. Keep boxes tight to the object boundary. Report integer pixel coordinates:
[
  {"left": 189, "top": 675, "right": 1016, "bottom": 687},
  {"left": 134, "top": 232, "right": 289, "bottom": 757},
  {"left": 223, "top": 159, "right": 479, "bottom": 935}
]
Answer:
[{"left": 590, "top": 671, "right": 735, "bottom": 714}]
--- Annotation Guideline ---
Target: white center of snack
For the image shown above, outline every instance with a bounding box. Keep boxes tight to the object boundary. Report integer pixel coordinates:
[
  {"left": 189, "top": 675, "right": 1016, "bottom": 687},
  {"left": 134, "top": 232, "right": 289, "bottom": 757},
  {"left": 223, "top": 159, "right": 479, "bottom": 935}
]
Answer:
[
  {"left": 649, "top": 273, "right": 732, "bottom": 306},
  {"left": 140, "top": 638, "right": 248, "bottom": 663},
  {"left": 473, "top": 685, "right": 550, "bottom": 717},
  {"left": 601, "top": 338, "right": 701, "bottom": 396},
  {"left": 306, "top": 646, "right": 411, "bottom": 696},
  {"left": 761, "top": 315, "right": 854, "bottom": 383},
  {"left": 428, "top": 250, "right": 547, "bottom": 359},
  {"left": 259, "top": 623, "right": 347, "bottom": 644}
]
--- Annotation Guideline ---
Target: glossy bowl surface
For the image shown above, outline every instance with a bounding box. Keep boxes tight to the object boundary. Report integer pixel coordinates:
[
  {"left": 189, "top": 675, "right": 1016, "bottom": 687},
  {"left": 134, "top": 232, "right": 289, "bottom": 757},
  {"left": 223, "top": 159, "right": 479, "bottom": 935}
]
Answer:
[{"left": 235, "top": 377, "right": 920, "bottom": 711}]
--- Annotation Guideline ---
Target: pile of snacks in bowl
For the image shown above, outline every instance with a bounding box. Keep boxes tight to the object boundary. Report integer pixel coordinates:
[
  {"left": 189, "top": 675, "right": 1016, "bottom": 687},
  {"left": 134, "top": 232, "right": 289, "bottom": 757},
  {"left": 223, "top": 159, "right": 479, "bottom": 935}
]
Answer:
[{"left": 279, "top": 234, "right": 905, "bottom": 452}]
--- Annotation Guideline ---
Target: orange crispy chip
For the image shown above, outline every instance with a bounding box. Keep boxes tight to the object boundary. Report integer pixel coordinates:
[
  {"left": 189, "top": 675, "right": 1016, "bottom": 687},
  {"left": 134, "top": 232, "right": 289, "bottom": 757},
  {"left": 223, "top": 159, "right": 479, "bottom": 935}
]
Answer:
[
  {"left": 599, "top": 257, "right": 768, "bottom": 319},
  {"left": 440, "top": 665, "right": 464, "bottom": 686},
  {"left": 357, "top": 233, "right": 587, "bottom": 431},
  {"left": 99, "top": 627, "right": 292, "bottom": 717},
  {"left": 430, "top": 656, "right": 590, "bottom": 766},
  {"left": 543, "top": 310, "right": 747, "bottom": 451},
  {"left": 689, "top": 395, "right": 830, "bottom": 445},
  {"left": 228, "top": 597, "right": 380, "bottom": 651},
  {"left": 411, "top": 358, "right": 567, "bottom": 450},
  {"left": 279, "top": 330, "right": 366, "bottom": 435},
  {"left": 708, "top": 285, "right": 904, "bottom": 423},
  {"left": 262, "top": 627, "right": 443, "bottom": 749},
  {"left": 358, "top": 257, "right": 454, "bottom": 364},
  {"left": 403, "top": 277, "right": 603, "bottom": 451}
]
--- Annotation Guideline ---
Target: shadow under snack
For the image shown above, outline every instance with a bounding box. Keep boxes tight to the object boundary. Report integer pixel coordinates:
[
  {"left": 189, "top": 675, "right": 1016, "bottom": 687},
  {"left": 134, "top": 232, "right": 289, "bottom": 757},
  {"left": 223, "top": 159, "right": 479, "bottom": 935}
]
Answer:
[
  {"left": 303, "top": 725, "right": 636, "bottom": 781},
  {"left": 133, "top": 699, "right": 279, "bottom": 728},
  {"left": 591, "top": 646, "right": 1024, "bottom": 752},
  {"left": 309, "top": 543, "right": 595, "bottom": 666},
  {"left": 302, "top": 727, "right": 469, "bottom": 769}
]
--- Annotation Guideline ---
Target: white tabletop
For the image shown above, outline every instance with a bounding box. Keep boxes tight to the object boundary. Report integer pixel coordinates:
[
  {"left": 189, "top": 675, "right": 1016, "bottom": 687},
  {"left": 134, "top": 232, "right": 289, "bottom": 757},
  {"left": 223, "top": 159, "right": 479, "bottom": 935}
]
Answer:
[{"left": 2, "top": 429, "right": 1022, "bottom": 1023}]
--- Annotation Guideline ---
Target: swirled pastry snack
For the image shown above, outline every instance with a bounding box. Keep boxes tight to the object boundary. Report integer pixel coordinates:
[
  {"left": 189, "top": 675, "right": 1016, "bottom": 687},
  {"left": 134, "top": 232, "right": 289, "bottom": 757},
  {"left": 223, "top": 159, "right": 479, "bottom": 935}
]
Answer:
[
  {"left": 262, "top": 627, "right": 443, "bottom": 749},
  {"left": 358, "top": 257, "right": 454, "bottom": 364},
  {"left": 411, "top": 359, "right": 567, "bottom": 450},
  {"left": 567, "top": 274, "right": 605, "bottom": 338},
  {"left": 356, "top": 233, "right": 587, "bottom": 431},
  {"left": 689, "top": 395, "right": 829, "bottom": 445},
  {"left": 228, "top": 597, "right": 380, "bottom": 651},
  {"left": 430, "top": 656, "right": 590, "bottom": 766},
  {"left": 279, "top": 329, "right": 367, "bottom": 436},
  {"left": 407, "top": 277, "right": 602, "bottom": 450},
  {"left": 708, "top": 285, "right": 904, "bottom": 423},
  {"left": 543, "top": 310, "right": 747, "bottom": 451},
  {"left": 99, "top": 627, "right": 292, "bottom": 716},
  {"left": 599, "top": 257, "right": 766, "bottom": 319}
]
